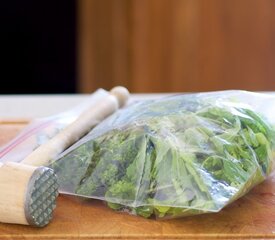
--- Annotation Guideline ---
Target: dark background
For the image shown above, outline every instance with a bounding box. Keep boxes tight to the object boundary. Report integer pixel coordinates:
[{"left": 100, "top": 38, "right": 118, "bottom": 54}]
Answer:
[{"left": 0, "top": 0, "right": 76, "bottom": 94}]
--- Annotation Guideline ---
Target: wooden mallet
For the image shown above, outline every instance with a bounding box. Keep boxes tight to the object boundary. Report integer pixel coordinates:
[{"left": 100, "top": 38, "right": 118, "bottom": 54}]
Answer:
[{"left": 0, "top": 86, "right": 129, "bottom": 227}]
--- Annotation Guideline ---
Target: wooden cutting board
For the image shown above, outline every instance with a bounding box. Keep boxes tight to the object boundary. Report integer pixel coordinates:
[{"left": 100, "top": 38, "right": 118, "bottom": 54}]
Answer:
[{"left": 0, "top": 124, "right": 275, "bottom": 239}]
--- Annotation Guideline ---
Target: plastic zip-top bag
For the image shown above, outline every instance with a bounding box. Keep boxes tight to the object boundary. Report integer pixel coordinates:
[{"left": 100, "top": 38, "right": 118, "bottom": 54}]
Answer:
[{"left": 49, "top": 91, "right": 275, "bottom": 219}]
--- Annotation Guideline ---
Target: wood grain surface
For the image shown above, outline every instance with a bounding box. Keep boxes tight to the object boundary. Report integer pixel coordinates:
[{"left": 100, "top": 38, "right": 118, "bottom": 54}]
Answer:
[
  {"left": 0, "top": 125, "right": 275, "bottom": 239},
  {"left": 78, "top": 0, "right": 275, "bottom": 93}
]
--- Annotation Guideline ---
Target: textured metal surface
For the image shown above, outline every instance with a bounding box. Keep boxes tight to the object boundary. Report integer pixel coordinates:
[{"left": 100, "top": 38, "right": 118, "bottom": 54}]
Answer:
[{"left": 25, "top": 167, "right": 58, "bottom": 227}]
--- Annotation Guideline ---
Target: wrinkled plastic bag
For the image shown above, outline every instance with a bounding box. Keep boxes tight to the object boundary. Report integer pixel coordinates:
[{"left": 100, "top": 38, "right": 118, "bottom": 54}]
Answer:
[
  {"left": 0, "top": 89, "right": 109, "bottom": 163},
  {"left": 48, "top": 91, "right": 275, "bottom": 219}
]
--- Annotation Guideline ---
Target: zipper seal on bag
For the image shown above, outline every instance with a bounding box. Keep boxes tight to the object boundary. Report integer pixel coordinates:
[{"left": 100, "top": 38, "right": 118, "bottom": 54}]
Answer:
[{"left": 0, "top": 120, "right": 53, "bottom": 159}]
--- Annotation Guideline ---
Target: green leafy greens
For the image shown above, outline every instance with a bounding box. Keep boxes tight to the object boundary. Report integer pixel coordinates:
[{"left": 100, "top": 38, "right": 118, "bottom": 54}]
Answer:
[{"left": 49, "top": 94, "right": 275, "bottom": 218}]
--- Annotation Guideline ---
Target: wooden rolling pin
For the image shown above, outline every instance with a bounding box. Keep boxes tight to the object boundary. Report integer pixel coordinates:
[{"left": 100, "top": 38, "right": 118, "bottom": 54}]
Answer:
[{"left": 0, "top": 86, "right": 129, "bottom": 227}]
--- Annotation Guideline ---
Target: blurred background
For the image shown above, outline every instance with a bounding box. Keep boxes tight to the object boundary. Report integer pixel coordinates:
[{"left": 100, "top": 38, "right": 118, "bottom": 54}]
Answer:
[{"left": 1, "top": 0, "right": 275, "bottom": 94}]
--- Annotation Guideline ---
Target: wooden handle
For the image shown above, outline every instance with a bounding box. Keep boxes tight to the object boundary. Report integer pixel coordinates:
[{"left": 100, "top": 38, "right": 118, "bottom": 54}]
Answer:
[{"left": 21, "top": 86, "right": 129, "bottom": 166}]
